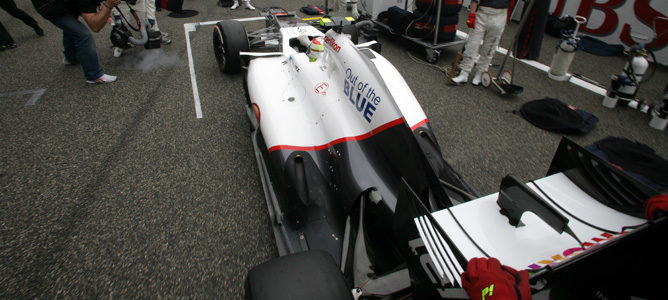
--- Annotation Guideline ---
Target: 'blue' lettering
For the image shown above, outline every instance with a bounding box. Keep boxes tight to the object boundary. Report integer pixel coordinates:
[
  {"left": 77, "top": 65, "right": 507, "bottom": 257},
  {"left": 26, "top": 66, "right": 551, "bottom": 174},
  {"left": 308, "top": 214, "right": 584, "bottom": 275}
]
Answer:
[
  {"left": 364, "top": 103, "right": 376, "bottom": 123},
  {"left": 348, "top": 85, "right": 355, "bottom": 105},
  {"left": 343, "top": 77, "right": 378, "bottom": 124},
  {"left": 355, "top": 94, "right": 366, "bottom": 112}
]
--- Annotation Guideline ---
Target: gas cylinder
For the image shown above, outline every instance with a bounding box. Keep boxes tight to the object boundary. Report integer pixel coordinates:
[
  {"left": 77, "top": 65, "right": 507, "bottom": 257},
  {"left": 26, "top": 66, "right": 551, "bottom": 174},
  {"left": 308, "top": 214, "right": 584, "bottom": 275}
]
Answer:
[
  {"left": 548, "top": 39, "right": 577, "bottom": 81},
  {"left": 548, "top": 16, "right": 587, "bottom": 81},
  {"left": 649, "top": 85, "right": 668, "bottom": 131},
  {"left": 602, "top": 45, "right": 650, "bottom": 108},
  {"left": 616, "top": 47, "right": 649, "bottom": 100}
]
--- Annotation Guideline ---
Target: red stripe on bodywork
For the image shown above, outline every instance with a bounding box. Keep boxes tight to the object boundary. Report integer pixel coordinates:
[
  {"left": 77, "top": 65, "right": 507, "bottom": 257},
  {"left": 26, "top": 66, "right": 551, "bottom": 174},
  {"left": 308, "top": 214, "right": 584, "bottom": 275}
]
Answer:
[
  {"left": 410, "top": 118, "right": 429, "bottom": 131},
  {"left": 268, "top": 117, "right": 407, "bottom": 153}
]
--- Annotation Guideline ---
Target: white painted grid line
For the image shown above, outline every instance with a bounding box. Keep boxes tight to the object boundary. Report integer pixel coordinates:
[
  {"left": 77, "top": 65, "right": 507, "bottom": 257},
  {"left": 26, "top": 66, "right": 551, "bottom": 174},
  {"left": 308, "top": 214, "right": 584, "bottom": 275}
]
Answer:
[
  {"left": 184, "top": 17, "right": 266, "bottom": 119},
  {"left": 0, "top": 88, "right": 47, "bottom": 106},
  {"left": 184, "top": 23, "right": 203, "bottom": 119}
]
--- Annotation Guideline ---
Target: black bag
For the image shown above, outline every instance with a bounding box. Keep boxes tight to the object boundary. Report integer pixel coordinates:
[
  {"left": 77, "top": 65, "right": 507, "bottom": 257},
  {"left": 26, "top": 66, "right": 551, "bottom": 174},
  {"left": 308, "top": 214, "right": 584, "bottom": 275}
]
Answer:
[
  {"left": 578, "top": 36, "right": 625, "bottom": 56},
  {"left": 300, "top": 5, "right": 325, "bottom": 15},
  {"left": 31, "top": 0, "right": 70, "bottom": 19},
  {"left": 520, "top": 98, "right": 598, "bottom": 134},
  {"left": 545, "top": 15, "right": 576, "bottom": 38}
]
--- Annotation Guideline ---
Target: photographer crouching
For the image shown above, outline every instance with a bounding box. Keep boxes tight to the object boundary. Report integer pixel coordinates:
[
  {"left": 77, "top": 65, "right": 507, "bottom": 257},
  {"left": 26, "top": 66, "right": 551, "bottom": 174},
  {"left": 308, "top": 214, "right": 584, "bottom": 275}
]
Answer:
[{"left": 31, "top": 0, "right": 120, "bottom": 84}]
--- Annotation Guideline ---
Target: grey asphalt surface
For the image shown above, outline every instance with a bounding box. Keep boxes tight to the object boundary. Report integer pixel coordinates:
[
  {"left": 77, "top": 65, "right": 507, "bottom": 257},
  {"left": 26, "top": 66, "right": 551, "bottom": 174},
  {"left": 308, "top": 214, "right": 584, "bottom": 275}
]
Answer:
[{"left": 1, "top": 0, "right": 666, "bottom": 298}]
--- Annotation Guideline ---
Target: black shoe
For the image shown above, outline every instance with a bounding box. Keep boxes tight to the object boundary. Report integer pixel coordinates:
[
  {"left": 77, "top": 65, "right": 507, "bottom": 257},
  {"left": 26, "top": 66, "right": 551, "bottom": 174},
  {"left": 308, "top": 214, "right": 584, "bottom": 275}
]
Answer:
[{"left": 34, "top": 25, "right": 44, "bottom": 36}]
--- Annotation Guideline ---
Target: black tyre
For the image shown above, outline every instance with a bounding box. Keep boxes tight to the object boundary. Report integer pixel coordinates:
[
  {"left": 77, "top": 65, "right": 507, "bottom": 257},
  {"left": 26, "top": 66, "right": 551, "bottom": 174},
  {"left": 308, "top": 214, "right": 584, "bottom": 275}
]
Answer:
[
  {"left": 213, "top": 20, "right": 249, "bottom": 74},
  {"left": 409, "top": 13, "right": 458, "bottom": 42},
  {"left": 245, "top": 251, "right": 352, "bottom": 300},
  {"left": 415, "top": 0, "right": 463, "bottom": 16}
]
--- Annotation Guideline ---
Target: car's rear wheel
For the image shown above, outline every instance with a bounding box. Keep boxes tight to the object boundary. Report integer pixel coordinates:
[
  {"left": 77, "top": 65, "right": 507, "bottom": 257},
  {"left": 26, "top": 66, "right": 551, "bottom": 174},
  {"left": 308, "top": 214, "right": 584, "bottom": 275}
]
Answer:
[
  {"left": 213, "top": 20, "right": 249, "bottom": 74},
  {"left": 245, "top": 251, "right": 352, "bottom": 300}
]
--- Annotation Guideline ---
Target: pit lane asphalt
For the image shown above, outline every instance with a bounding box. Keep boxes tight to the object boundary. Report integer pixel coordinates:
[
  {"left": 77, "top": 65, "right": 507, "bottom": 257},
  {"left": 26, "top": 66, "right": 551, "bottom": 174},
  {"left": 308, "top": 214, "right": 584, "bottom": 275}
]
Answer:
[{"left": 1, "top": 0, "right": 666, "bottom": 298}]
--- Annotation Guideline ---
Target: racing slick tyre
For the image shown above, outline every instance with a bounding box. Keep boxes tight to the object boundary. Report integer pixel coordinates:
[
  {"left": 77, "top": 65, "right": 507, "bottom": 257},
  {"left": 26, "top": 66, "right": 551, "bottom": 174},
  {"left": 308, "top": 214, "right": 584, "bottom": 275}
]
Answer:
[
  {"left": 408, "top": 13, "right": 458, "bottom": 42},
  {"left": 213, "top": 20, "right": 249, "bottom": 74},
  {"left": 415, "top": 0, "right": 463, "bottom": 16},
  {"left": 245, "top": 250, "right": 352, "bottom": 300}
]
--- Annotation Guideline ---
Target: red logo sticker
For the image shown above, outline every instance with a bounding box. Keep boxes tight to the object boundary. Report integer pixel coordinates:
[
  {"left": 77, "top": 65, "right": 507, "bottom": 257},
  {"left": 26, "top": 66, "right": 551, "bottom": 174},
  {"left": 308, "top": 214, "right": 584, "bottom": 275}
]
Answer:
[
  {"left": 324, "top": 36, "right": 341, "bottom": 53},
  {"left": 315, "top": 82, "right": 329, "bottom": 95}
]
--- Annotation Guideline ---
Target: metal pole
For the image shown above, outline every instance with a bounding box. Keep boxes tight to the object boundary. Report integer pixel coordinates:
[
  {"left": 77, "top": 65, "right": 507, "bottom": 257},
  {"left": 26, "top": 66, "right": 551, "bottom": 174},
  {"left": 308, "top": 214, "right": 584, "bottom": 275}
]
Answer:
[
  {"left": 433, "top": 0, "right": 444, "bottom": 45},
  {"left": 496, "top": 0, "right": 535, "bottom": 79}
]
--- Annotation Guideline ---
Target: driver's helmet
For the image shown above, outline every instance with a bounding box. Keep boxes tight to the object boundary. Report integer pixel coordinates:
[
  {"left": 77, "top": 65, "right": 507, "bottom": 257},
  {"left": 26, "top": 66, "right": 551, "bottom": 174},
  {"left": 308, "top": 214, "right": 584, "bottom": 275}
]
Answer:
[{"left": 308, "top": 37, "right": 324, "bottom": 62}]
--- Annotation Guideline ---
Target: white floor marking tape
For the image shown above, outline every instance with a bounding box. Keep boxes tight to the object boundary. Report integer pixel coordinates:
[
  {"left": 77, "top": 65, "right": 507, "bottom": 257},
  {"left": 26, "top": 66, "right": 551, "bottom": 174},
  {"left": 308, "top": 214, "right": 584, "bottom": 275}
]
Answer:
[
  {"left": 184, "top": 23, "right": 203, "bottom": 119},
  {"left": 184, "top": 17, "right": 267, "bottom": 119},
  {"left": 0, "top": 88, "right": 47, "bottom": 106},
  {"left": 456, "top": 30, "right": 607, "bottom": 97}
]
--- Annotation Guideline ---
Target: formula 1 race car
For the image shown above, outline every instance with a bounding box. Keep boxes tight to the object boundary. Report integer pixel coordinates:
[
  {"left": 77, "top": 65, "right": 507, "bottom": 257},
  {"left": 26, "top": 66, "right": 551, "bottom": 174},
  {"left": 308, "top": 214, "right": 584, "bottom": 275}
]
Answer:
[{"left": 212, "top": 8, "right": 667, "bottom": 300}]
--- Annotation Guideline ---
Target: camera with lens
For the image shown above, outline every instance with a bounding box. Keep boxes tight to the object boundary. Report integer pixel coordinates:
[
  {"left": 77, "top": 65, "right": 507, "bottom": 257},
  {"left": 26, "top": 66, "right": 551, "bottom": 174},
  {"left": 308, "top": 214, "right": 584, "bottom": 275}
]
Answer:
[{"left": 110, "top": 24, "right": 132, "bottom": 48}]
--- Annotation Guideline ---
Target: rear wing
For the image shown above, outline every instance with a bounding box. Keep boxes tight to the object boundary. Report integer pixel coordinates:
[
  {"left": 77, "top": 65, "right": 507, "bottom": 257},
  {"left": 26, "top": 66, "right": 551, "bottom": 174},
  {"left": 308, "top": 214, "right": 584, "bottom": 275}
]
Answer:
[
  {"left": 547, "top": 137, "right": 658, "bottom": 218},
  {"left": 399, "top": 137, "right": 666, "bottom": 297}
]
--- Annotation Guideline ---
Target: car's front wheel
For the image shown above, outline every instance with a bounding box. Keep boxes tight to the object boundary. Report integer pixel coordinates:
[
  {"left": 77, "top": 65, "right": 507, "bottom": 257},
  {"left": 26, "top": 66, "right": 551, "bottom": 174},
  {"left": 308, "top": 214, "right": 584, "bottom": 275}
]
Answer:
[{"left": 213, "top": 20, "right": 249, "bottom": 74}]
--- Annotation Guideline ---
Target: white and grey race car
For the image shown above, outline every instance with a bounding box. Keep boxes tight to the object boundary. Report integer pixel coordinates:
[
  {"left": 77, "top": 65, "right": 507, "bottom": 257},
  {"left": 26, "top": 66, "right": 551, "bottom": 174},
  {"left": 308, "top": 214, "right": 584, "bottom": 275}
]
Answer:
[{"left": 211, "top": 8, "right": 666, "bottom": 300}]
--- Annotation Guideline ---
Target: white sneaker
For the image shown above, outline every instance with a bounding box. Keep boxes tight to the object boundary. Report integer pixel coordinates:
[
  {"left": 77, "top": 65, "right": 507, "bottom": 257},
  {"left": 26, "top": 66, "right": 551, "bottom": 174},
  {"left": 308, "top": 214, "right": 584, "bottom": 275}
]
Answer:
[
  {"left": 230, "top": 1, "right": 239, "bottom": 9},
  {"left": 113, "top": 47, "right": 123, "bottom": 58},
  {"left": 160, "top": 32, "right": 171, "bottom": 44},
  {"left": 87, "top": 74, "right": 117, "bottom": 84},
  {"left": 450, "top": 71, "right": 469, "bottom": 85},
  {"left": 471, "top": 72, "right": 482, "bottom": 86},
  {"left": 243, "top": 0, "right": 255, "bottom": 10}
]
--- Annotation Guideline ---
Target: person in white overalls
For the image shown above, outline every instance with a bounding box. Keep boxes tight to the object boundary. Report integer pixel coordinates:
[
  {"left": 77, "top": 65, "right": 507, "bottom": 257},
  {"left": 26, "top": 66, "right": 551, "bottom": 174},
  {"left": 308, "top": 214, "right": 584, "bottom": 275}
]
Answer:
[
  {"left": 451, "top": 0, "right": 512, "bottom": 85},
  {"left": 230, "top": 0, "right": 255, "bottom": 10}
]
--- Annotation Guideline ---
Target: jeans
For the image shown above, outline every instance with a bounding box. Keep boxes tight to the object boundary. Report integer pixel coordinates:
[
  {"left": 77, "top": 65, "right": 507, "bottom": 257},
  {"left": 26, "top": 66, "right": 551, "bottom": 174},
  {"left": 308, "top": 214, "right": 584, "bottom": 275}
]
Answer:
[{"left": 48, "top": 14, "right": 104, "bottom": 81}]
